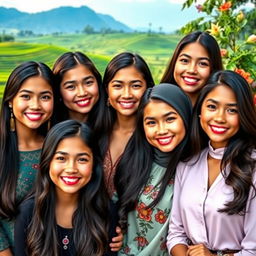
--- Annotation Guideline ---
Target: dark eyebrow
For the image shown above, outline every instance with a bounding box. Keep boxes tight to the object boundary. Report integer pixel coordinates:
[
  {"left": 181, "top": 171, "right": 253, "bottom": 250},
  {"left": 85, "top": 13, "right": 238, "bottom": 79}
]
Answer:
[
  {"left": 206, "top": 99, "right": 237, "bottom": 107},
  {"left": 55, "top": 151, "right": 91, "bottom": 158},
  {"left": 63, "top": 80, "right": 76, "bottom": 86},
  {"left": 83, "top": 75, "right": 94, "bottom": 80},
  {"left": 62, "top": 75, "right": 95, "bottom": 86},
  {"left": 130, "top": 80, "right": 143, "bottom": 83},
  {"left": 19, "top": 89, "right": 52, "bottom": 95},
  {"left": 144, "top": 111, "right": 177, "bottom": 121},
  {"left": 179, "top": 53, "right": 210, "bottom": 62},
  {"left": 111, "top": 79, "right": 143, "bottom": 84},
  {"left": 163, "top": 111, "right": 177, "bottom": 117},
  {"left": 110, "top": 80, "right": 123, "bottom": 84}
]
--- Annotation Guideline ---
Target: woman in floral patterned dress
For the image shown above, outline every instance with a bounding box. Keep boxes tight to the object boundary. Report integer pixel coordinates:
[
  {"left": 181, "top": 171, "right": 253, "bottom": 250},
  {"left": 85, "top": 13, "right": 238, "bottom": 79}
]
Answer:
[{"left": 115, "top": 83, "right": 192, "bottom": 255}]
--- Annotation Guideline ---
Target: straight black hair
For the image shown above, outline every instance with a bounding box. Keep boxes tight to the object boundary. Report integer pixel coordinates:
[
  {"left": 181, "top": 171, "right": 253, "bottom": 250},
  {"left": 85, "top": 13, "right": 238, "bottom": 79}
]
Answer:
[
  {"left": 115, "top": 85, "right": 192, "bottom": 231},
  {"left": 27, "top": 120, "right": 109, "bottom": 255},
  {"left": 0, "top": 61, "right": 55, "bottom": 219},
  {"left": 52, "top": 51, "right": 102, "bottom": 128},
  {"left": 161, "top": 31, "right": 223, "bottom": 85},
  {"left": 96, "top": 52, "right": 155, "bottom": 158}
]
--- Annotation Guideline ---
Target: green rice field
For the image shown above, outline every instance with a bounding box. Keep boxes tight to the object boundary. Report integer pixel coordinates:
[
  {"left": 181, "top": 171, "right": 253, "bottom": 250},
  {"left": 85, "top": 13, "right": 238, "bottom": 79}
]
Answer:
[{"left": 0, "top": 33, "right": 181, "bottom": 99}]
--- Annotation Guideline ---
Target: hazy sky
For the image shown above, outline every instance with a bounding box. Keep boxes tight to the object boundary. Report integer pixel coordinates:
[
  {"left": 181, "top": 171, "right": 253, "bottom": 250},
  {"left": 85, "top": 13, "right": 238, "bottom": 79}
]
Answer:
[{"left": 0, "top": 0, "right": 205, "bottom": 32}]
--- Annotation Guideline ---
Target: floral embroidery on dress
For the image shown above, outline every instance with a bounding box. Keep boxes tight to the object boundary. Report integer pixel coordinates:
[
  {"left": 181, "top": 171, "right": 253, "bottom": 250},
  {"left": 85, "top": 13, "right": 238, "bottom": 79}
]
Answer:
[
  {"left": 134, "top": 235, "right": 149, "bottom": 249},
  {"left": 119, "top": 163, "right": 173, "bottom": 256},
  {"left": 155, "top": 209, "right": 169, "bottom": 224}
]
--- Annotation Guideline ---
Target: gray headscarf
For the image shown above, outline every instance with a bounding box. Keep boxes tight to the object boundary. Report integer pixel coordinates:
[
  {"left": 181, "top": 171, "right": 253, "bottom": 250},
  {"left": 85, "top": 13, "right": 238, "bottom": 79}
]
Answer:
[{"left": 146, "top": 83, "right": 192, "bottom": 167}]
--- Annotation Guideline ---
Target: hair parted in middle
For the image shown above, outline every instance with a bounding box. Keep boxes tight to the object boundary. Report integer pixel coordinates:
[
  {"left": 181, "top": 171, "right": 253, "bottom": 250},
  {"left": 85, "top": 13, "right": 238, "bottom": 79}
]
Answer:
[
  {"left": 161, "top": 31, "right": 223, "bottom": 85},
  {"left": 27, "top": 120, "right": 109, "bottom": 256},
  {"left": 52, "top": 51, "right": 103, "bottom": 127},
  {"left": 96, "top": 51, "right": 155, "bottom": 156}
]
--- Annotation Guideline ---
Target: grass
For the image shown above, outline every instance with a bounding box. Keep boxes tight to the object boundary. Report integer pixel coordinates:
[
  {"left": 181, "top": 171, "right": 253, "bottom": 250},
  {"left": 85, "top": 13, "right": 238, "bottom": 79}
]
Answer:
[
  {"left": 16, "top": 33, "right": 181, "bottom": 81},
  {"left": 0, "top": 33, "right": 181, "bottom": 99},
  {"left": 0, "top": 42, "right": 111, "bottom": 99}
]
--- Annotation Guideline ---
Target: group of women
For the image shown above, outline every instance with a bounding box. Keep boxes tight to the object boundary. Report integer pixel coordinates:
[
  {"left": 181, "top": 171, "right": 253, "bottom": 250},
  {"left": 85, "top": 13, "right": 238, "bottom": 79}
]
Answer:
[{"left": 0, "top": 30, "right": 255, "bottom": 256}]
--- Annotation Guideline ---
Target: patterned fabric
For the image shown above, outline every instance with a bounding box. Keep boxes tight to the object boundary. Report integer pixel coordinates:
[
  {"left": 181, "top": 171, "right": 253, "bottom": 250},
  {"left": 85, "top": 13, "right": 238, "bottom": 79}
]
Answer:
[
  {"left": 119, "top": 162, "right": 174, "bottom": 256},
  {"left": 103, "top": 148, "right": 123, "bottom": 198},
  {"left": 0, "top": 149, "right": 41, "bottom": 251}
]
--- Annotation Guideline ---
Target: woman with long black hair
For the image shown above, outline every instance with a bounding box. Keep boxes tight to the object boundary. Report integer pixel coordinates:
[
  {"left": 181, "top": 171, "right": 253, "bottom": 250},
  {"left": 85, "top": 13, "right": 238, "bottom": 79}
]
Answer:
[
  {"left": 116, "top": 83, "right": 192, "bottom": 255},
  {"left": 167, "top": 70, "right": 256, "bottom": 256}
]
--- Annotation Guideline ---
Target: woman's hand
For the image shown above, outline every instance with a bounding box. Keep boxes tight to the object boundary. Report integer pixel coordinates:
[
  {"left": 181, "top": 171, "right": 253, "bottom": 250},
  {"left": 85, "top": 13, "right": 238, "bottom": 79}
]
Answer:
[
  {"left": 109, "top": 226, "right": 123, "bottom": 251},
  {"left": 187, "top": 244, "right": 213, "bottom": 256}
]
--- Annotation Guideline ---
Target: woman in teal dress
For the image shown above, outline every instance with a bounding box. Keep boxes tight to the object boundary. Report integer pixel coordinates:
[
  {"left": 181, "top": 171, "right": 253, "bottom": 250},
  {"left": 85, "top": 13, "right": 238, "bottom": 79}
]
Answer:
[
  {"left": 0, "top": 61, "right": 55, "bottom": 255},
  {"left": 115, "top": 83, "right": 192, "bottom": 255}
]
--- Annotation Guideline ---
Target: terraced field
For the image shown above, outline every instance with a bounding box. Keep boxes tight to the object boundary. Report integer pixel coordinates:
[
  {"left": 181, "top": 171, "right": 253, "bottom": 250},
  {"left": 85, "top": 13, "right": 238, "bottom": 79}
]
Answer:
[
  {"left": 0, "top": 42, "right": 111, "bottom": 99},
  {"left": 1, "top": 33, "right": 180, "bottom": 100},
  {"left": 17, "top": 33, "right": 181, "bottom": 82}
]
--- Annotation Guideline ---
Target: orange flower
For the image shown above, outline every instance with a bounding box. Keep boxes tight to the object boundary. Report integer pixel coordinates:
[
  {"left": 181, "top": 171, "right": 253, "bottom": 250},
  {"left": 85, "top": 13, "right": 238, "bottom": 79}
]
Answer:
[
  {"left": 155, "top": 210, "right": 167, "bottom": 224},
  {"left": 136, "top": 202, "right": 153, "bottom": 222},
  {"left": 219, "top": 1, "right": 232, "bottom": 12},
  {"left": 220, "top": 49, "right": 228, "bottom": 57},
  {"left": 234, "top": 68, "right": 254, "bottom": 84}
]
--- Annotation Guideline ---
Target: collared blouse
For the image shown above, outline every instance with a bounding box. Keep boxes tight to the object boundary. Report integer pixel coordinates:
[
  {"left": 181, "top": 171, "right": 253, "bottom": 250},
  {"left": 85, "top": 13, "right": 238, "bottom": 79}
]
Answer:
[{"left": 167, "top": 148, "right": 256, "bottom": 256}]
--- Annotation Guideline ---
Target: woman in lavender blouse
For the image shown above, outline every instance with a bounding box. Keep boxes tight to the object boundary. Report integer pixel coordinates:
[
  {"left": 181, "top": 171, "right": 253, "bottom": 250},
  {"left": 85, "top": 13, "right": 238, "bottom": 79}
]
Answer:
[{"left": 167, "top": 70, "right": 256, "bottom": 256}]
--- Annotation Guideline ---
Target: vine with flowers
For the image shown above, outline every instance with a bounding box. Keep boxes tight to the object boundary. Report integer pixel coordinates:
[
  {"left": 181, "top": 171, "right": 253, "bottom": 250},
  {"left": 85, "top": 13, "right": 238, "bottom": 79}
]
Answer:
[{"left": 180, "top": 0, "right": 256, "bottom": 103}]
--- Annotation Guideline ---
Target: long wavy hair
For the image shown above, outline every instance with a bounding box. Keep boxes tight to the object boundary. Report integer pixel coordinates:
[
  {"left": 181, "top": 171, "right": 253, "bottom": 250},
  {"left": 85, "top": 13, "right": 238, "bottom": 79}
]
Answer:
[
  {"left": 27, "top": 120, "right": 109, "bottom": 256},
  {"left": 52, "top": 51, "right": 102, "bottom": 128},
  {"left": 97, "top": 52, "right": 155, "bottom": 157},
  {"left": 0, "top": 61, "right": 55, "bottom": 219},
  {"left": 161, "top": 31, "right": 223, "bottom": 84},
  {"left": 115, "top": 86, "right": 192, "bottom": 231},
  {"left": 190, "top": 70, "right": 256, "bottom": 214}
]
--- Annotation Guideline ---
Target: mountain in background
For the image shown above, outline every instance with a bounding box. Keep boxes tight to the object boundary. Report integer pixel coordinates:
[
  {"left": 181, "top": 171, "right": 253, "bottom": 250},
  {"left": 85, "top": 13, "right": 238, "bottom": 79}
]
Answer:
[{"left": 0, "top": 6, "right": 132, "bottom": 34}]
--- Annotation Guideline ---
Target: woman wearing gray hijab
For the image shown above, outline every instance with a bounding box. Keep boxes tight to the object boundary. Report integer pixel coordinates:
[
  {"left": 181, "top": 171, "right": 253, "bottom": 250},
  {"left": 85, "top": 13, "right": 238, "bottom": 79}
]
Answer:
[{"left": 114, "top": 83, "right": 192, "bottom": 255}]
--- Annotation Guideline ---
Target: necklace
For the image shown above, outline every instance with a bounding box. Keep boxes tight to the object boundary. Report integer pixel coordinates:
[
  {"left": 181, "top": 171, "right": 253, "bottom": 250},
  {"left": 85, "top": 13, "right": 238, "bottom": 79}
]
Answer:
[
  {"left": 208, "top": 141, "right": 225, "bottom": 160},
  {"left": 62, "top": 235, "right": 69, "bottom": 250}
]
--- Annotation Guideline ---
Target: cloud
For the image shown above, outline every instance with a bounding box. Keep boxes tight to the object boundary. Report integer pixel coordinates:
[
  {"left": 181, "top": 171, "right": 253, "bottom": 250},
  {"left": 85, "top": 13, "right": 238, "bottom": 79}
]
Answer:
[{"left": 0, "top": 0, "right": 88, "bottom": 13}]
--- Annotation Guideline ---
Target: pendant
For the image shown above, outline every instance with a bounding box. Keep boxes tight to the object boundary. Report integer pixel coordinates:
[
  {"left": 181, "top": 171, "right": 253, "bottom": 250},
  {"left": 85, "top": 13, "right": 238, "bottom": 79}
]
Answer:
[{"left": 62, "top": 235, "right": 69, "bottom": 250}]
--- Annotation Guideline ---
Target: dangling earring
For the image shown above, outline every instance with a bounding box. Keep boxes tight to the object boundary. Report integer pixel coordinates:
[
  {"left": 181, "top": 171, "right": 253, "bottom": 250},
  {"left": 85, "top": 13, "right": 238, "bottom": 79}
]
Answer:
[
  {"left": 107, "top": 98, "right": 110, "bottom": 107},
  {"left": 47, "top": 119, "right": 51, "bottom": 131},
  {"left": 9, "top": 104, "right": 15, "bottom": 132}
]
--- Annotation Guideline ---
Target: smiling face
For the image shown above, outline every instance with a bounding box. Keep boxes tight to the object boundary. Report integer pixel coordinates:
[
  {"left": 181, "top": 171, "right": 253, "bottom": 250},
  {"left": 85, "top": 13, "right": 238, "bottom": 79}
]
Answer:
[
  {"left": 107, "top": 65, "right": 147, "bottom": 117},
  {"left": 60, "top": 64, "right": 99, "bottom": 122},
  {"left": 10, "top": 76, "right": 53, "bottom": 132},
  {"left": 200, "top": 85, "right": 240, "bottom": 149},
  {"left": 143, "top": 99, "right": 186, "bottom": 152},
  {"left": 49, "top": 136, "right": 93, "bottom": 198},
  {"left": 174, "top": 42, "right": 211, "bottom": 103}
]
